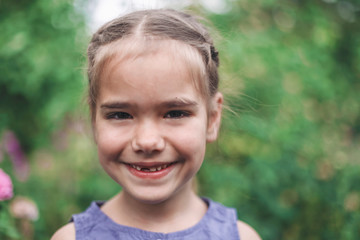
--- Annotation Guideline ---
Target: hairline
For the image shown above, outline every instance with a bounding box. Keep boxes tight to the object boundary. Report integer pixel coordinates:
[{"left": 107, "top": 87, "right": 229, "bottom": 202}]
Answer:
[{"left": 89, "top": 37, "right": 213, "bottom": 121}]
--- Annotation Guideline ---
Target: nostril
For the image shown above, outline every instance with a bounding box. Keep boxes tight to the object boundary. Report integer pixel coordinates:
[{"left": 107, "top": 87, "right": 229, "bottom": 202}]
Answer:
[
  {"left": 131, "top": 134, "right": 165, "bottom": 154},
  {"left": 131, "top": 121, "right": 165, "bottom": 153}
]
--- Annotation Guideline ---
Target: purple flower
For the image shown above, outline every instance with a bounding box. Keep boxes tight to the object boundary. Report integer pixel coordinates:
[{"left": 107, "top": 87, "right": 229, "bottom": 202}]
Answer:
[
  {"left": 0, "top": 168, "right": 13, "bottom": 201},
  {"left": 0, "top": 145, "right": 3, "bottom": 163},
  {"left": 3, "top": 131, "right": 29, "bottom": 181}
]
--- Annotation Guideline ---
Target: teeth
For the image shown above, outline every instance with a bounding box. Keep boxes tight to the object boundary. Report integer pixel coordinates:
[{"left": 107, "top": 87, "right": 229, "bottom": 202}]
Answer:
[{"left": 130, "top": 163, "right": 171, "bottom": 172}]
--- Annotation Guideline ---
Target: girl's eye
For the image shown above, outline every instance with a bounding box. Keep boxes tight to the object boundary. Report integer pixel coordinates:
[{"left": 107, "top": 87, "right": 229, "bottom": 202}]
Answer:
[
  {"left": 107, "top": 112, "right": 133, "bottom": 120},
  {"left": 164, "top": 110, "right": 190, "bottom": 119}
]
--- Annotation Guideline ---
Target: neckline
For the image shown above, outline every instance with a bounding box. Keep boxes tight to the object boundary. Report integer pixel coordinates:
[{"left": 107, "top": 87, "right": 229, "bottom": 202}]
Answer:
[{"left": 89, "top": 197, "right": 213, "bottom": 238}]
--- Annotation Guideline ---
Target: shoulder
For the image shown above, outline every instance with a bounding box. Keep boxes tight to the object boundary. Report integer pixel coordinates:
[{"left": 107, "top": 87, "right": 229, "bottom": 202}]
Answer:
[
  {"left": 237, "top": 221, "right": 262, "bottom": 240},
  {"left": 51, "top": 223, "right": 76, "bottom": 240}
]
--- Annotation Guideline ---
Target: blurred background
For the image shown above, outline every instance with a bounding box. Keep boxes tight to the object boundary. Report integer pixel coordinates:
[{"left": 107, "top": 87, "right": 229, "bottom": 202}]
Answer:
[{"left": 1, "top": 0, "right": 359, "bottom": 239}]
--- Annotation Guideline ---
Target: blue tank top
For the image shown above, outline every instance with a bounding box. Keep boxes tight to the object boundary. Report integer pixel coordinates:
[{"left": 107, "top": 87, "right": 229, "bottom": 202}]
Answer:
[{"left": 72, "top": 198, "right": 240, "bottom": 240}]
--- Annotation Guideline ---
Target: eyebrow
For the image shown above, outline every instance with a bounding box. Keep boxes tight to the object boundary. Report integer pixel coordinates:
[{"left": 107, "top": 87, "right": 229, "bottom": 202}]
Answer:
[
  {"left": 100, "top": 98, "right": 198, "bottom": 109},
  {"left": 161, "top": 98, "right": 199, "bottom": 108},
  {"left": 100, "top": 102, "right": 131, "bottom": 109}
]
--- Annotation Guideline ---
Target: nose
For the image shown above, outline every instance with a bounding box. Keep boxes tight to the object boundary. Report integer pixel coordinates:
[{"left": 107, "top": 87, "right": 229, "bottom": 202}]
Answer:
[{"left": 131, "top": 120, "right": 165, "bottom": 155}]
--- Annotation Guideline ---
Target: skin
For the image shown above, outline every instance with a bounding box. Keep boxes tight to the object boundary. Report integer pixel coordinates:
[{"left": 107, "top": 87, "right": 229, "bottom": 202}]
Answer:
[{"left": 52, "top": 42, "right": 261, "bottom": 240}]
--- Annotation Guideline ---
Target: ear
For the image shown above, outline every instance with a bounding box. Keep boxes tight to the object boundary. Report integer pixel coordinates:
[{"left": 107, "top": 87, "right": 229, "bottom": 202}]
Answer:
[{"left": 206, "top": 92, "right": 223, "bottom": 143}]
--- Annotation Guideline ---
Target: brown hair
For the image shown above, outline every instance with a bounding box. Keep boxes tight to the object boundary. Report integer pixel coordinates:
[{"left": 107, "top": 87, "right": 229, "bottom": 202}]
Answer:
[{"left": 87, "top": 9, "right": 220, "bottom": 119}]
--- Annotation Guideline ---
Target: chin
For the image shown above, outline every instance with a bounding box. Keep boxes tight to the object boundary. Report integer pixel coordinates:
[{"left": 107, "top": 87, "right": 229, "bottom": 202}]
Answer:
[
  {"left": 124, "top": 183, "right": 186, "bottom": 205},
  {"left": 129, "top": 189, "right": 174, "bottom": 205}
]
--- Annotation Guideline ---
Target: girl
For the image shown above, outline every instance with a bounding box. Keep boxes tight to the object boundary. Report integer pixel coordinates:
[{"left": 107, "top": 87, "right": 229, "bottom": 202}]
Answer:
[{"left": 52, "top": 9, "right": 261, "bottom": 240}]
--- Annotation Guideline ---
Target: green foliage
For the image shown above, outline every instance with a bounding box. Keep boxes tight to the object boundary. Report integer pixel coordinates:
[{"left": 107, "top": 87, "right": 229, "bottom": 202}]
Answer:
[
  {"left": 1, "top": 0, "right": 360, "bottom": 239},
  {"left": 0, "top": 0, "right": 86, "bottom": 152},
  {"left": 199, "top": 0, "right": 360, "bottom": 239},
  {"left": 0, "top": 203, "right": 21, "bottom": 240}
]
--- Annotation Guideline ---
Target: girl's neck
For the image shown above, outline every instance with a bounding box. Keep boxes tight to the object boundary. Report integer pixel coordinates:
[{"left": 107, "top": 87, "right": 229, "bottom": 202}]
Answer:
[{"left": 102, "top": 183, "right": 207, "bottom": 233}]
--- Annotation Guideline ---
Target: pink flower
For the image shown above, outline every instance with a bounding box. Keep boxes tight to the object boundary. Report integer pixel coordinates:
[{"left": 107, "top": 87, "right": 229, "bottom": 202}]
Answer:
[
  {"left": 0, "top": 168, "right": 13, "bottom": 201},
  {"left": 10, "top": 196, "right": 39, "bottom": 221}
]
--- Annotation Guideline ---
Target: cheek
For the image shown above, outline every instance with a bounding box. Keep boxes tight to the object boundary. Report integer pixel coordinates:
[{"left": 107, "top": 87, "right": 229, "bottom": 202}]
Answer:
[
  {"left": 170, "top": 120, "right": 208, "bottom": 158},
  {"left": 95, "top": 124, "right": 128, "bottom": 158}
]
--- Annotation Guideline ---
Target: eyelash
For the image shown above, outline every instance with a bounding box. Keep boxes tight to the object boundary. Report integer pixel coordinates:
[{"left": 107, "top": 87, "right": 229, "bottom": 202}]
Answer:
[
  {"left": 106, "top": 110, "right": 191, "bottom": 120},
  {"left": 164, "top": 110, "right": 191, "bottom": 119},
  {"left": 106, "top": 112, "right": 133, "bottom": 120}
]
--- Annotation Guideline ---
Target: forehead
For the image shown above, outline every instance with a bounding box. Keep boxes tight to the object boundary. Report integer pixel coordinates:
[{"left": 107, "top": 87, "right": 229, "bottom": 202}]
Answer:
[
  {"left": 99, "top": 52, "right": 203, "bottom": 110},
  {"left": 96, "top": 38, "right": 208, "bottom": 98}
]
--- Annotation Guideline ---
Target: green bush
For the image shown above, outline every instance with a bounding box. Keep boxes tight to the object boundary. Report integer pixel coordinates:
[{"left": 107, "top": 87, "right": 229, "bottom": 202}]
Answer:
[{"left": 1, "top": 0, "right": 359, "bottom": 239}]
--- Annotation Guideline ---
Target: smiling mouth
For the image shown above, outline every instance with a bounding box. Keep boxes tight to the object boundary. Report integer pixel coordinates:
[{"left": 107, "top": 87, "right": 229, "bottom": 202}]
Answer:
[{"left": 126, "top": 162, "right": 177, "bottom": 172}]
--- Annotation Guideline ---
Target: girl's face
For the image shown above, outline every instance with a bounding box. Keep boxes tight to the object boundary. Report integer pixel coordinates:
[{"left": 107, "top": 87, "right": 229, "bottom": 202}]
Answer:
[{"left": 94, "top": 45, "right": 222, "bottom": 204}]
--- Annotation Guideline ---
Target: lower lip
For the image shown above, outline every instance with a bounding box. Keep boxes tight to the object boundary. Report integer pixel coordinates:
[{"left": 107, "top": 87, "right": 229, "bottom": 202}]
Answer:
[{"left": 126, "top": 164, "right": 176, "bottom": 179}]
